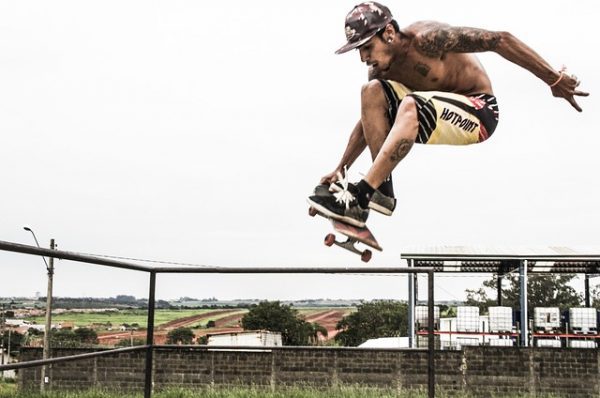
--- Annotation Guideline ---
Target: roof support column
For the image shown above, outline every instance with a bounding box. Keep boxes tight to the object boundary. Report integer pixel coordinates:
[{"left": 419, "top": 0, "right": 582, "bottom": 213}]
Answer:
[
  {"left": 585, "top": 274, "right": 591, "bottom": 307},
  {"left": 519, "top": 260, "right": 528, "bottom": 347},
  {"left": 408, "top": 259, "right": 416, "bottom": 348},
  {"left": 497, "top": 270, "right": 503, "bottom": 306}
]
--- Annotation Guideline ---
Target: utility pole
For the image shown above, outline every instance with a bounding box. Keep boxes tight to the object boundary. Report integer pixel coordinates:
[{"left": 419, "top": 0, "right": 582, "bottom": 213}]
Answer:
[
  {"left": 7, "top": 329, "right": 11, "bottom": 370},
  {"left": 40, "top": 239, "right": 55, "bottom": 392}
]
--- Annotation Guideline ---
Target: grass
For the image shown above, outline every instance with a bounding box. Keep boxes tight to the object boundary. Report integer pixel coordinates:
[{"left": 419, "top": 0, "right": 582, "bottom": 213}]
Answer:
[
  {"left": 0, "top": 386, "right": 426, "bottom": 398},
  {"left": 25, "top": 307, "right": 352, "bottom": 330},
  {"left": 187, "top": 310, "right": 248, "bottom": 329},
  {"left": 297, "top": 308, "right": 354, "bottom": 317},
  {"left": 0, "top": 385, "right": 568, "bottom": 398},
  {"left": 26, "top": 309, "right": 235, "bottom": 329}
]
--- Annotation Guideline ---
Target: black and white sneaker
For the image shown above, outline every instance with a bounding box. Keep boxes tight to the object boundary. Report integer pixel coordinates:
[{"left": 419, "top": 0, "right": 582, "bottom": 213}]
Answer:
[
  {"left": 307, "top": 182, "right": 369, "bottom": 228},
  {"left": 313, "top": 183, "right": 333, "bottom": 197},
  {"left": 368, "top": 190, "right": 396, "bottom": 216},
  {"left": 326, "top": 182, "right": 396, "bottom": 216}
]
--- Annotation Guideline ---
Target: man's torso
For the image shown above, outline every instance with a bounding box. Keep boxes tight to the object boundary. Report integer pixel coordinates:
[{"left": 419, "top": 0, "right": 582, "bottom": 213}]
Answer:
[{"left": 376, "top": 21, "right": 494, "bottom": 96}]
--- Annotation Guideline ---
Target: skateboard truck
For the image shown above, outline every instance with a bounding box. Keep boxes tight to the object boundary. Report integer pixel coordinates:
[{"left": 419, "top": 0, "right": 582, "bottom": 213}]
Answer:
[
  {"left": 308, "top": 206, "right": 381, "bottom": 263},
  {"left": 324, "top": 233, "right": 372, "bottom": 262}
]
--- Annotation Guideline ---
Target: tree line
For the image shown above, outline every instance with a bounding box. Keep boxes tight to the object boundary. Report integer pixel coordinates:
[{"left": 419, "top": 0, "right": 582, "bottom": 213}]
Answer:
[
  {"left": 465, "top": 274, "right": 600, "bottom": 313},
  {"left": 163, "top": 300, "right": 408, "bottom": 346},
  {"left": 5, "top": 275, "right": 597, "bottom": 351}
]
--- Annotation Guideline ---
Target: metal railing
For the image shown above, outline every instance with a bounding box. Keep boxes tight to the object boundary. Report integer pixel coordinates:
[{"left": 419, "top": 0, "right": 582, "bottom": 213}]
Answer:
[{"left": 0, "top": 240, "right": 437, "bottom": 398}]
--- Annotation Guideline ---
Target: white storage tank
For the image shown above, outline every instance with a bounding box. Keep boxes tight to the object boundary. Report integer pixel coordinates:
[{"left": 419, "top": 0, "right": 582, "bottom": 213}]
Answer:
[
  {"left": 568, "top": 339, "right": 597, "bottom": 349},
  {"left": 488, "top": 306, "right": 513, "bottom": 333},
  {"left": 536, "top": 338, "right": 561, "bottom": 348},
  {"left": 456, "top": 306, "right": 480, "bottom": 332},
  {"left": 533, "top": 307, "right": 561, "bottom": 332},
  {"left": 415, "top": 305, "right": 440, "bottom": 330},
  {"left": 568, "top": 308, "right": 598, "bottom": 334},
  {"left": 488, "top": 338, "right": 515, "bottom": 347},
  {"left": 455, "top": 336, "right": 480, "bottom": 349}
]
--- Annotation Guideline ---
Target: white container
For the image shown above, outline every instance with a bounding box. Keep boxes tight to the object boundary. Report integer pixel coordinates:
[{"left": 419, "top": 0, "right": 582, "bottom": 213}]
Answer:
[
  {"left": 536, "top": 338, "right": 561, "bottom": 348},
  {"left": 488, "top": 306, "right": 513, "bottom": 333},
  {"left": 456, "top": 306, "right": 480, "bottom": 332},
  {"left": 207, "top": 331, "right": 282, "bottom": 347},
  {"left": 568, "top": 339, "right": 597, "bottom": 349},
  {"left": 455, "top": 336, "right": 481, "bottom": 348},
  {"left": 569, "top": 308, "right": 597, "bottom": 333},
  {"left": 415, "top": 305, "right": 440, "bottom": 329},
  {"left": 488, "top": 338, "right": 515, "bottom": 347},
  {"left": 533, "top": 307, "right": 561, "bottom": 331}
]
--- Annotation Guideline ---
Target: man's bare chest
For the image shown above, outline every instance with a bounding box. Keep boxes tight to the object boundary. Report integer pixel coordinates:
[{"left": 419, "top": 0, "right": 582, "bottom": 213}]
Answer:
[{"left": 386, "top": 53, "right": 448, "bottom": 91}]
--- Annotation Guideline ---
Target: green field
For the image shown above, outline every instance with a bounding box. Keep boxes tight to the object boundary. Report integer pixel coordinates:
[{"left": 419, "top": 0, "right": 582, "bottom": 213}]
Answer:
[
  {"left": 185, "top": 310, "right": 248, "bottom": 328},
  {"left": 297, "top": 307, "right": 354, "bottom": 317},
  {"left": 25, "top": 307, "right": 350, "bottom": 330},
  {"left": 25, "top": 309, "right": 237, "bottom": 329}
]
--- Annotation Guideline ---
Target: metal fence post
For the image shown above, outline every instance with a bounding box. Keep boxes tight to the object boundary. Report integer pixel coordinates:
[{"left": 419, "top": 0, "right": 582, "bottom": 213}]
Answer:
[
  {"left": 427, "top": 270, "right": 435, "bottom": 398},
  {"left": 408, "top": 259, "right": 415, "bottom": 348},
  {"left": 520, "top": 260, "right": 528, "bottom": 347},
  {"left": 144, "top": 271, "right": 156, "bottom": 398}
]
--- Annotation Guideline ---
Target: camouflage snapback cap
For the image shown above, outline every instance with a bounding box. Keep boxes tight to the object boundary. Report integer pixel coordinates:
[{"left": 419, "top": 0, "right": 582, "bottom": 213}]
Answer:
[{"left": 335, "top": 2, "right": 393, "bottom": 55}]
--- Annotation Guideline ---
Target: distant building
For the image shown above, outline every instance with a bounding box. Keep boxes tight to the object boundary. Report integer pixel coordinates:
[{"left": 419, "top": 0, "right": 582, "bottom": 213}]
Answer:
[
  {"left": 58, "top": 321, "right": 75, "bottom": 330},
  {"left": 207, "top": 331, "right": 282, "bottom": 347},
  {"left": 4, "top": 319, "right": 32, "bottom": 328},
  {"left": 359, "top": 337, "right": 410, "bottom": 348}
]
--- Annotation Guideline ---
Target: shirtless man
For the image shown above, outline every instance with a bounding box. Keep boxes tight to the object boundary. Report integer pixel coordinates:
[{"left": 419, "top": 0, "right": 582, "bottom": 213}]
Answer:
[{"left": 307, "top": 1, "right": 588, "bottom": 227}]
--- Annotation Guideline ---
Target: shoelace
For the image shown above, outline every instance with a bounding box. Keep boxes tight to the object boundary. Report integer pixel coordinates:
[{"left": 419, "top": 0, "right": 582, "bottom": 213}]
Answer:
[{"left": 331, "top": 166, "right": 355, "bottom": 210}]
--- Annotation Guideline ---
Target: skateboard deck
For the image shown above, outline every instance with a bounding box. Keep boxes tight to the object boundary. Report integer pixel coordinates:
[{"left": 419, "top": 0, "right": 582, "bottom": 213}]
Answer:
[{"left": 309, "top": 206, "right": 382, "bottom": 262}]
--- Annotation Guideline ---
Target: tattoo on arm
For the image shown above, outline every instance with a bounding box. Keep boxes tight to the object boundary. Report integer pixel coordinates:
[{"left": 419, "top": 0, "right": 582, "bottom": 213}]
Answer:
[
  {"left": 417, "top": 27, "right": 501, "bottom": 57},
  {"left": 390, "top": 138, "right": 415, "bottom": 163}
]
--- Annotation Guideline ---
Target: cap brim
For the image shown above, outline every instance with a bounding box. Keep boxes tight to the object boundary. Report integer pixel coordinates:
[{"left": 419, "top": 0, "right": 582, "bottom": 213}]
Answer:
[{"left": 334, "top": 34, "right": 376, "bottom": 55}]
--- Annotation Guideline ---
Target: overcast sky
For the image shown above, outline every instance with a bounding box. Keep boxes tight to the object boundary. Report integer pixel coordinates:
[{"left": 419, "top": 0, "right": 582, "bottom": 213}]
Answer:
[{"left": 1, "top": 0, "right": 598, "bottom": 303}]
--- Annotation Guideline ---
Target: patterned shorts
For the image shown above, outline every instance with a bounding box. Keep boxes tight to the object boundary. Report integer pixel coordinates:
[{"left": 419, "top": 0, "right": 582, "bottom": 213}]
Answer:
[{"left": 378, "top": 79, "right": 499, "bottom": 145}]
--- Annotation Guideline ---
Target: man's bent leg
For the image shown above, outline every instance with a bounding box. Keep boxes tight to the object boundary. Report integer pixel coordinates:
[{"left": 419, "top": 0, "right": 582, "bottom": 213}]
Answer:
[
  {"left": 361, "top": 80, "right": 392, "bottom": 160},
  {"left": 363, "top": 96, "right": 419, "bottom": 190},
  {"left": 359, "top": 80, "right": 397, "bottom": 212},
  {"left": 307, "top": 85, "right": 418, "bottom": 226}
]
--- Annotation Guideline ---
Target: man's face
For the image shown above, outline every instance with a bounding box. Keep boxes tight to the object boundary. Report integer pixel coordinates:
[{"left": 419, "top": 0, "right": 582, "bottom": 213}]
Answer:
[{"left": 358, "top": 35, "right": 393, "bottom": 74}]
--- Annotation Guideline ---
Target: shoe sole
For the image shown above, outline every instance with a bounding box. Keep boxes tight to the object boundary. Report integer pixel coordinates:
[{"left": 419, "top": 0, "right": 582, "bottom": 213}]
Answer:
[
  {"left": 306, "top": 198, "right": 366, "bottom": 228},
  {"left": 368, "top": 201, "right": 394, "bottom": 216}
]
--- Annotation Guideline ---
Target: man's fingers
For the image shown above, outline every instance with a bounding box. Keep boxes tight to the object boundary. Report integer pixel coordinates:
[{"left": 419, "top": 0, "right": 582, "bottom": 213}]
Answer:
[
  {"left": 320, "top": 175, "right": 338, "bottom": 184},
  {"left": 568, "top": 97, "right": 583, "bottom": 112},
  {"left": 574, "top": 90, "right": 590, "bottom": 97}
]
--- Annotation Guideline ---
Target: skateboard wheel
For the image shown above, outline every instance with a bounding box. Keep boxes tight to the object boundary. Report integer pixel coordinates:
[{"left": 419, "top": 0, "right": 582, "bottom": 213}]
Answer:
[
  {"left": 308, "top": 207, "right": 318, "bottom": 217},
  {"left": 361, "top": 250, "right": 372, "bottom": 263},
  {"left": 324, "top": 233, "right": 335, "bottom": 247}
]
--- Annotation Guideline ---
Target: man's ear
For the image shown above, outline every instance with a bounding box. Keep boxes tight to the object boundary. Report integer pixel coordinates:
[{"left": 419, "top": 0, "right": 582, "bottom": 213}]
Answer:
[{"left": 384, "top": 24, "right": 396, "bottom": 42}]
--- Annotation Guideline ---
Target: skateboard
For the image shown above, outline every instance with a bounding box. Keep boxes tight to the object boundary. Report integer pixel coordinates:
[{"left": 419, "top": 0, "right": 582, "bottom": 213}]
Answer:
[{"left": 308, "top": 207, "right": 382, "bottom": 262}]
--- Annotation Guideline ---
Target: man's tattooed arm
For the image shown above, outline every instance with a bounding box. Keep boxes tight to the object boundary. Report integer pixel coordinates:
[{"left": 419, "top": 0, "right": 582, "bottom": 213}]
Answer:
[
  {"left": 390, "top": 138, "right": 415, "bottom": 163},
  {"left": 415, "top": 26, "right": 501, "bottom": 57}
]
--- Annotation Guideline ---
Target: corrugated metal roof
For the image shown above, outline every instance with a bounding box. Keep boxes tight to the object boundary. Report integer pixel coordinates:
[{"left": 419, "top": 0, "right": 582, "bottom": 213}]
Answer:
[
  {"left": 400, "top": 246, "right": 600, "bottom": 273},
  {"left": 402, "top": 245, "right": 600, "bottom": 256}
]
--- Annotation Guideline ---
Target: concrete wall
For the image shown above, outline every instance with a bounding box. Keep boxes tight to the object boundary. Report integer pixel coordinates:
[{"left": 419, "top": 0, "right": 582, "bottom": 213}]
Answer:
[{"left": 18, "top": 346, "right": 600, "bottom": 396}]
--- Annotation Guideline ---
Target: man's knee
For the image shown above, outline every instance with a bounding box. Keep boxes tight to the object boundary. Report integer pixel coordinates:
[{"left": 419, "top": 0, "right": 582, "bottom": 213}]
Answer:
[
  {"left": 394, "top": 96, "right": 419, "bottom": 129},
  {"left": 397, "top": 95, "right": 416, "bottom": 113}
]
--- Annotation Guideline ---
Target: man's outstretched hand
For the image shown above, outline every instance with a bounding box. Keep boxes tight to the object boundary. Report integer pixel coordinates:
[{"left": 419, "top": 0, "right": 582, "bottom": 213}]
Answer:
[{"left": 550, "top": 69, "right": 589, "bottom": 112}]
